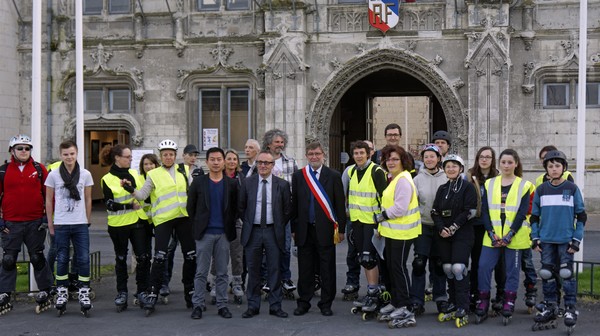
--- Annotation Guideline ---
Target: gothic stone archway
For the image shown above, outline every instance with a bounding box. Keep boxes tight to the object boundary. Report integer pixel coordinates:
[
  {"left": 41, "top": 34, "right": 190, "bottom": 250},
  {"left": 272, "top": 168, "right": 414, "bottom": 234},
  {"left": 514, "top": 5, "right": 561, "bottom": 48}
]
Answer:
[{"left": 309, "top": 48, "right": 467, "bottom": 155}]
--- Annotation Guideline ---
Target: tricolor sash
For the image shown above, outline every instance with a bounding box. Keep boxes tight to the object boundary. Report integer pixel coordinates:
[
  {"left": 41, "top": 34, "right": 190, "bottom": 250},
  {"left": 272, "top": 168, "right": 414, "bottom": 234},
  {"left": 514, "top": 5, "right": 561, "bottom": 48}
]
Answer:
[{"left": 302, "top": 166, "right": 341, "bottom": 244}]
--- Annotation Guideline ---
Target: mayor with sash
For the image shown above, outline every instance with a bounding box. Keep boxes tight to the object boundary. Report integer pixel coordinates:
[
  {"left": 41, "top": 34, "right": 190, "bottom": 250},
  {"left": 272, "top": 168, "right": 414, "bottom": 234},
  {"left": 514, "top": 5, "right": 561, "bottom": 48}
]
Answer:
[{"left": 291, "top": 142, "right": 347, "bottom": 316}]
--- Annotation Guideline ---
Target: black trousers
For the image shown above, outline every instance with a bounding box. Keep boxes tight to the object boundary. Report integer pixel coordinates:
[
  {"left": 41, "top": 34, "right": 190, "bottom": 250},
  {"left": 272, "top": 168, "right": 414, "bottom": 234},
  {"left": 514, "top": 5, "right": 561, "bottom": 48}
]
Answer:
[
  {"left": 437, "top": 235, "right": 473, "bottom": 311},
  {"left": 108, "top": 220, "right": 151, "bottom": 294},
  {"left": 296, "top": 225, "right": 336, "bottom": 311},
  {"left": 385, "top": 238, "right": 413, "bottom": 308}
]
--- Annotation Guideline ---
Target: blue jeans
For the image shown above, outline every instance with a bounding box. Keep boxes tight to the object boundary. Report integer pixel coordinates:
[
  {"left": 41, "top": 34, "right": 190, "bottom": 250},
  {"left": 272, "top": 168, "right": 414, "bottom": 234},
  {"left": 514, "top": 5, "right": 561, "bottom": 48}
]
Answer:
[
  {"left": 54, "top": 224, "right": 90, "bottom": 286},
  {"left": 540, "top": 242, "right": 576, "bottom": 307},
  {"left": 478, "top": 246, "right": 521, "bottom": 292},
  {"left": 521, "top": 248, "right": 537, "bottom": 287}
]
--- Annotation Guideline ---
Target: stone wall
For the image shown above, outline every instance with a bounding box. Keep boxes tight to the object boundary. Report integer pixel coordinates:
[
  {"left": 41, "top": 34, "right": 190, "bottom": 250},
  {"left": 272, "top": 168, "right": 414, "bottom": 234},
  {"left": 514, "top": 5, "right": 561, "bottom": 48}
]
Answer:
[{"left": 0, "top": 1, "right": 20, "bottom": 163}]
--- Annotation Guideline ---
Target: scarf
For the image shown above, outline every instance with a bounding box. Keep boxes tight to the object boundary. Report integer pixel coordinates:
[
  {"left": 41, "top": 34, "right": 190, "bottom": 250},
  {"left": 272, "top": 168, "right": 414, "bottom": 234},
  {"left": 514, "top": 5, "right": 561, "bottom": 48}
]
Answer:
[
  {"left": 59, "top": 161, "right": 81, "bottom": 201},
  {"left": 110, "top": 164, "right": 137, "bottom": 189}
]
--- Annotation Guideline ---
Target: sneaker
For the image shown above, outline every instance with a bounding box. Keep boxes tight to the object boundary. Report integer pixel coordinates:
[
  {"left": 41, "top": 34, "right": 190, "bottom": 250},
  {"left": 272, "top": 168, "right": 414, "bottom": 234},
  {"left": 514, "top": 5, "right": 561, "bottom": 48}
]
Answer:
[
  {"left": 282, "top": 279, "right": 296, "bottom": 291},
  {"left": 191, "top": 306, "right": 203, "bottom": 319}
]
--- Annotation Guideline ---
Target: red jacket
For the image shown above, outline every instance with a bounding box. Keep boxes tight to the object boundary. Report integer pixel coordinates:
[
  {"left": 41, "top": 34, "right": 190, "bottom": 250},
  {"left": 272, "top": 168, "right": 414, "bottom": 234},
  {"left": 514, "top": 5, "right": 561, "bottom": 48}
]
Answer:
[{"left": 0, "top": 157, "right": 48, "bottom": 221}]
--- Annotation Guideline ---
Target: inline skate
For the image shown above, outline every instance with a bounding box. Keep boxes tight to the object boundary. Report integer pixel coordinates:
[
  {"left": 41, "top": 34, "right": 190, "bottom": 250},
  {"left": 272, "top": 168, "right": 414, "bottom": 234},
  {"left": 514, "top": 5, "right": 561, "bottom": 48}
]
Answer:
[
  {"left": 35, "top": 290, "right": 52, "bottom": 314},
  {"left": 184, "top": 286, "right": 194, "bottom": 309},
  {"left": 114, "top": 291, "right": 128, "bottom": 312},
  {"left": 531, "top": 301, "right": 558, "bottom": 331},
  {"left": 0, "top": 292, "right": 12, "bottom": 315},
  {"left": 564, "top": 305, "right": 578, "bottom": 335},
  {"left": 78, "top": 287, "right": 93, "bottom": 317},
  {"left": 437, "top": 301, "right": 457, "bottom": 322},
  {"left": 231, "top": 276, "right": 244, "bottom": 305},
  {"left": 474, "top": 290, "right": 490, "bottom": 324},
  {"left": 524, "top": 284, "right": 537, "bottom": 314},
  {"left": 282, "top": 279, "right": 296, "bottom": 300},
  {"left": 387, "top": 306, "right": 417, "bottom": 329},
  {"left": 341, "top": 284, "right": 359, "bottom": 301},
  {"left": 159, "top": 285, "right": 170, "bottom": 304},
  {"left": 491, "top": 289, "right": 504, "bottom": 317},
  {"left": 54, "top": 286, "right": 68, "bottom": 317},
  {"left": 454, "top": 308, "right": 469, "bottom": 328},
  {"left": 138, "top": 291, "right": 157, "bottom": 317},
  {"left": 501, "top": 290, "right": 517, "bottom": 326},
  {"left": 351, "top": 286, "right": 379, "bottom": 320},
  {"left": 408, "top": 302, "right": 425, "bottom": 316}
]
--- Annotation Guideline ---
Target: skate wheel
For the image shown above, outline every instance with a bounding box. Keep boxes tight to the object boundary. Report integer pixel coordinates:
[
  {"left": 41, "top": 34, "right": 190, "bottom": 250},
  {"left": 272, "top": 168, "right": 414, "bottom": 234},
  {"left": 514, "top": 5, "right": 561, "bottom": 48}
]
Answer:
[
  {"left": 437, "top": 312, "right": 446, "bottom": 322},
  {"left": 387, "top": 320, "right": 395, "bottom": 329},
  {"left": 35, "top": 306, "right": 41, "bottom": 314},
  {"left": 89, "top": 291, "right": 96, "bottom": 300},
  {"left": 82, "top": 310, "right": 90, "bottom": 318},
  {"left": 350, "top": 307, "right": 358, "bottom": 314},
  {"left": 144, "top": 309, "right": 152, "bottom": 317},
  {"left": 362, "top": 312, "right": 368, "bottom": 320}
]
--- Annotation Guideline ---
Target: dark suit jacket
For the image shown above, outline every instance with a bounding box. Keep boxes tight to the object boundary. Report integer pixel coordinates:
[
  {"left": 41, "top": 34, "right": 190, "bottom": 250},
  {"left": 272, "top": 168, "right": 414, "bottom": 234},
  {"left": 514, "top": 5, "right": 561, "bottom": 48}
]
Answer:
[
  {"left": 238, "top": 174, "right": 291, "bottom": 251},
  {"left": 187, "top": 174, "right": 238, "bottom": 242},
  {"left": 291, "top": 165, "right": 347, "bottom": 247}
]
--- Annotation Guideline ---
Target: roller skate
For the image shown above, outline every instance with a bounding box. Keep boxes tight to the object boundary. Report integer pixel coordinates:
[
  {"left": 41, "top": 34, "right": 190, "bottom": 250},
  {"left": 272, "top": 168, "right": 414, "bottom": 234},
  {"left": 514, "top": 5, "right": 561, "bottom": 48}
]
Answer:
[
  {"left": 524, "top": 284, "right": 537, "bottom": 314},
  {"left": 353, "top": 287, "right": 379, "bottom": 320},
  {"left": 474, "top": 291, "right": 490, "bottom": 324},
  {"left": 34, "top": 290, "right": 52, "bottom": 314},
  {"left": 282, "top": 279, "right": 296, "bottom": 300},
  {"left": 159, "top": 285, "right": 170, "bottom": 304},
  {"left": 138, "top": 291, "right": 157, "bottom": 317},
  {"left": 500, "top": 290, "right": 517, "bottom": 326},
  {"left": 454, "top": 308, "right": 469, "bottom": 328},
  {"left": 437, "top": 301, "right": 456, "bottom": 322},
  {"left": 314, "top": 274, "right": 321, "bottom": 297},
  {"left": 490, "top": 289, "right": 504, "bottom": 317},
  {"left": 261, "top": 280, "right": 270, "bottom": 301},
  {"left": 531, "top": 301, "right": 558, "bottom": 331},
  {"left": 408, "top": 303, "right": 425, "bottom": 317},
  {"left": 377, "top": 303, "right": 395, "bottom": 322},
  {"left": 0, "top": 292, "right": 13, "bottom": 315},
  {"left": 78, "top": 287, "right": 93, "bottom": 317},
  {"left": 564, "top": 305, "right": 578, "bottom": 335},
  {"left": 184, "top": 286, "right": 194, "bottom": 309},
  {"left": 387, "top": 306, "right": 417, "bottom": 329},
  {"left": 424, "top": 285, "right": 433, "bottom": 302},
  {"left": 55, "top": 286, "right": 68, "bottom": 316},
  {"left": 341, "top": 284, "right": 359, "bottom": 301},
  {"left": 231, "top": 276, "right": 244, "bottom": 305},
  {"left": 114, "top": 291, "right": 128, "bottom": 312},
  {"left": 67, "top": 273, "right": 79, "bottom": 300}
]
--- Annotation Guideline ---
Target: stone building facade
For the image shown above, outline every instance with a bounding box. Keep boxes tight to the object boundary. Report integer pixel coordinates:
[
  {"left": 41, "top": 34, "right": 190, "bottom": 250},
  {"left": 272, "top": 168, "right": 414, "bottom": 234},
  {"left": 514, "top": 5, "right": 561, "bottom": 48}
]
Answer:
[{"left": 3, "top": 0, "right": 600, "bottom": 207}]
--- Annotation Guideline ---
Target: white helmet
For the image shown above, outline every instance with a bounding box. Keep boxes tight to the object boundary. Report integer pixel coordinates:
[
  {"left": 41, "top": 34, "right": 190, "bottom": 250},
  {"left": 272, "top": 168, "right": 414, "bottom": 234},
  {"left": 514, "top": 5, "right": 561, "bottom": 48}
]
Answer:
[
  {"left": 158, "top": 139, "right": 178, "bottom": 151},
  {"left": 442, "top": 154, "right": 464, "bottom": 168},
  {"left": 8, "top": 134, "right": 33, "bottom": 152}
]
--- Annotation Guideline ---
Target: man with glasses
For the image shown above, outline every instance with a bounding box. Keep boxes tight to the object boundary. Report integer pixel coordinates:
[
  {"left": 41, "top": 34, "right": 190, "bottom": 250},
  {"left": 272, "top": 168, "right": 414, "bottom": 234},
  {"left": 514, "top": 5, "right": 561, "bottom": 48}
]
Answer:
[
  {"left": 374, "top": 123, "right": 402, "bottom": 165},
  {"left": 238, "top": 150, "right": 291, "bottom": 318},
  {"left": 0, "top": 135, "right": 54, "bottom": 315}
]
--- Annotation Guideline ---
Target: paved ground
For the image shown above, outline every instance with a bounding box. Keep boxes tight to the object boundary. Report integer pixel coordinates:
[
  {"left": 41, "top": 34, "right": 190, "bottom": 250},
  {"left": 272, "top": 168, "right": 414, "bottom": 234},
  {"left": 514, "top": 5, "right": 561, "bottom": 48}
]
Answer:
[{"left": 1, "top": 203, "right": 599, "bottom": 335}]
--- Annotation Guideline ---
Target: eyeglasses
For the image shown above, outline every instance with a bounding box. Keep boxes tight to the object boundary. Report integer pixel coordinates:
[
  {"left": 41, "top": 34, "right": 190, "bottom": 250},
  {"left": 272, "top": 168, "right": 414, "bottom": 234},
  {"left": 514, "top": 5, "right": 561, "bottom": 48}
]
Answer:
[
  {"left": 385, "top": 158, "right": 401, "bottom": 162},
  {"left": 479, "top": 156, "right": 493, "bottom": 160},
  {"left": 306, "top": 152, "right": 324, "bottom": 157},
  {"left": 385, "top": 133, "right": 400, "bottom": 138},
  {"left": 119, "top": 155, "right": 132, "bottom": 159},
  {"left": 15, "top": 146, "right": 31, "bottom": 151},
  {"left": 256, "top": 161, "right": 274, "bottom": 166}
]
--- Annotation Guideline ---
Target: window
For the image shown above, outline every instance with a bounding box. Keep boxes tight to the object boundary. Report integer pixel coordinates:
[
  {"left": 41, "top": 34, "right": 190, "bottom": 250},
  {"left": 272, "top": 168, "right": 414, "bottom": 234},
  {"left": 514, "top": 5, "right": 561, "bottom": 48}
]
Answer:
[
  {"left": 543, "top": 83, "right": 569, "bottom": 108},
  {"left": 199, "top": 88, "right": 250, "bottom": 151},
  {"left": 84, "top": 0, "right": 131, "bottom": 15},
  {"left": 586, "top": 83, "right": 600, "bottom": 107},
  {"left": 226, "top": 0, "right": 250, "bottom": 10},
  {"left": 84, "top": 88, "right": 132, "bottom": 113},
  {"left": 198, "top": 0, "right": 221, "bottom": 11}
]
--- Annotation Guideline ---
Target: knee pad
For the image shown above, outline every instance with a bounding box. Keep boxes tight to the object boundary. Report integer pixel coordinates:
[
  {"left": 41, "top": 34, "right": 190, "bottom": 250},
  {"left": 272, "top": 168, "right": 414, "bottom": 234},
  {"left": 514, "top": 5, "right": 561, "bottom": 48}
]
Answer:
[
  {"left": 153, "top": 251, "right": 167, "bottom": 264},
  {"left": 412, "top": 255, "right": 427, "bottom": 276},
  {"left": 2, "top": 254, "right": 17, "bottom": 271},
  {"left": 359, "top": 252, "right": 378, "bottom": 270},
  {"left": 442, "top": 263, "right": 453, "bottom": 279},
  {"left": 451, "top": 263, "right": 467, "bottom": 281},
  {"left": 136, "top": 253, "right": 149, "bottom": 264},
  {"left": 559, "top": 263, "right": 573, "bottom": 280},
  {"left": 184, "top": 250, "right": 196, "bottom": 261},
  {"left": 29, "top": 250, "right": 47, "bottom": 271},
  {"left": 115, "top": 254, "right": 127, "bottom": 263},
  {"left": 539, "top": 264, "right": 554, "bottom": 280}
]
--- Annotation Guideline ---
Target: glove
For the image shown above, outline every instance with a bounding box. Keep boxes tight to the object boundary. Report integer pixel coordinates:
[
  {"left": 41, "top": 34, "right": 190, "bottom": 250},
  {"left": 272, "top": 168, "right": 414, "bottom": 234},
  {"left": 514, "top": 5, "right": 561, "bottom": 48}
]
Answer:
[
  {"left": 488, "top": 230, "right": 501, "bottom": 248},
  {"left": 531, "top": 239, "right": 540, "bottom": 250},
  {"left": 123, "top": 183, "right": 135, "bottom": 194},
  {"left": 569, "top": 239, "right": 580, "bottom": 252},
  {"left": 446, "top": 223, "right": 460, "bottom": 236},
  {"left": 502, "top": 229, "right": 516, "bottom": 245}
]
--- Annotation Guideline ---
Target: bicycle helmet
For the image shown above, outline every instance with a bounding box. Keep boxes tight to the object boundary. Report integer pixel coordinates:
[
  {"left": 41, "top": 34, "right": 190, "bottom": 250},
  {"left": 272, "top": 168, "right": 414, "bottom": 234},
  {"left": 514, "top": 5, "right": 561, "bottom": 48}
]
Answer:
[
  {"left": 432, "top": 130, "right": 451, "bottom": 145},
  {"left": 543, "top": 150, "right": 568, "bottom": 171},
  {"left": 158, "top": 139, "right": 178, "bottom": 151},
  {"left": 8, "top": 134, "right": 33, "bottom": 152},
  {"left": 442, "top": 154, "right": 464, "bottom": 169}
]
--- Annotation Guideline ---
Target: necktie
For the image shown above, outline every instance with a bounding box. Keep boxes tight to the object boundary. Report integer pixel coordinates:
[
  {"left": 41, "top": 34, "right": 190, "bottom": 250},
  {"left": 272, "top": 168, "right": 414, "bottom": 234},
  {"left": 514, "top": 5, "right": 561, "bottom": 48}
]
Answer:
[
  {"left": 260, "top": 179, "right": 268, "bottom": 228},
  {"left": 308, "top": 170, "right": 317, "bottom": 223}
]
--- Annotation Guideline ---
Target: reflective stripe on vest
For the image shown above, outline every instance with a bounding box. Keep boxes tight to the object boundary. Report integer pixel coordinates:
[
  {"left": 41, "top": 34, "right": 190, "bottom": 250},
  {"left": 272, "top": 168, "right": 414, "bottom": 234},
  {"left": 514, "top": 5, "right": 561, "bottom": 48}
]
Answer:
[
  {"left": 378, "top": 170, "right": 421, "bottom": 240},
  {"left": 535, "top": 171, "right": 573, "bottom": 187},
  {"left": 149, "top": 166, "right": 188, "bottom": 226},
  {"left": 483, "top": 176, "right": 533, "bottom": 249},
  {"left": 348, "top": 162, "right": 382, "bottom": 224},
  {"left": 101, "top": 170, "right": 148, "bottom": 227}
]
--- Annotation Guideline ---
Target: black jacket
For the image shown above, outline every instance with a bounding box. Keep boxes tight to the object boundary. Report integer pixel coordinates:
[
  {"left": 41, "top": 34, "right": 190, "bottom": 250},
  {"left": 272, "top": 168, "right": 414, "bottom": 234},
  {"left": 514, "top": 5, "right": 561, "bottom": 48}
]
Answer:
[{"left": 431, "top": 177, "right": 477, "bottom": 240}]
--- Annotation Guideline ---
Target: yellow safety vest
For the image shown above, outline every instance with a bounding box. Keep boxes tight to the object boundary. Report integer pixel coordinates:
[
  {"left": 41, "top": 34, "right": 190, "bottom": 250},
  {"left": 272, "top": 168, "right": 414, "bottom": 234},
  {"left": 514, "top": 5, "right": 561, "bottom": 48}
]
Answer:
[
  {"left": 47, "top": 161, "right": 62, "bottom": 172},
  {"left": 535, "top": 171, "right": 573, "bottom": 187},
  {"left": 348, "top": 162, "right": 383, "bottom": 224},
  {"left": 148, "top": 165, "right": 189, "bottom": 226},
  {"left": 378, "top": 170, "right": 421, "bottom": 240},
  {"left": 101, "top": 170, "right": 148, "bottom": 227},
  {"left": 483, "top": 176, "right": 534, "bottom": 249}
]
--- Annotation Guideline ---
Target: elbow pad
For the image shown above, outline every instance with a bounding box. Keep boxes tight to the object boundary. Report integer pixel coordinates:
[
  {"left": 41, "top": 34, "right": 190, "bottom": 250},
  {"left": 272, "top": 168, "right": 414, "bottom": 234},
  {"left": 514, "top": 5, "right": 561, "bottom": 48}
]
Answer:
[{"left": 576, "top": 211, "right": 587, "bottom": 225}]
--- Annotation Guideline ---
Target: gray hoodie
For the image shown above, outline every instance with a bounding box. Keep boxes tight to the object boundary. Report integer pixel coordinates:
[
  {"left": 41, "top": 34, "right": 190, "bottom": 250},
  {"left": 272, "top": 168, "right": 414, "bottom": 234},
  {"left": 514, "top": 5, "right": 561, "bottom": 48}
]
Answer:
[{"left": 413, "top": 167, "right": 447, "bottom": 225}]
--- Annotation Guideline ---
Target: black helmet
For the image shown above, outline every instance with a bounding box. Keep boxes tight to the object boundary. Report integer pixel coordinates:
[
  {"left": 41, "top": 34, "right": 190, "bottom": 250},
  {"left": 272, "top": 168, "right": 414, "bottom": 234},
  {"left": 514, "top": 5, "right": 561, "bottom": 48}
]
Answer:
[
  {"left": 432, "top": 130, "right": 451, "bottom": 145},
  {"left": 543, "top": 150, "right": 568, "bottom": 171}
]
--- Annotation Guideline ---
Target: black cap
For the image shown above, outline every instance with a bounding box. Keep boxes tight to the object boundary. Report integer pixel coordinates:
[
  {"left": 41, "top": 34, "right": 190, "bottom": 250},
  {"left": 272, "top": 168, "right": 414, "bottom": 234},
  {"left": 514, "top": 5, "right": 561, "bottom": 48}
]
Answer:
[{"left": 183, "top": 144, "right": 200, "bottom": 154}]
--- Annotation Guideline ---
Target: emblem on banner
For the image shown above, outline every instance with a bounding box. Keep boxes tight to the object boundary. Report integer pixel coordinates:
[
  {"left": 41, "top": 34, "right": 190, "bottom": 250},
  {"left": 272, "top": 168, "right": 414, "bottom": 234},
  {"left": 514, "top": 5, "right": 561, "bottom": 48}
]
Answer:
[{"left": 368, "top": 0, "right": 400, "bottom": 33}]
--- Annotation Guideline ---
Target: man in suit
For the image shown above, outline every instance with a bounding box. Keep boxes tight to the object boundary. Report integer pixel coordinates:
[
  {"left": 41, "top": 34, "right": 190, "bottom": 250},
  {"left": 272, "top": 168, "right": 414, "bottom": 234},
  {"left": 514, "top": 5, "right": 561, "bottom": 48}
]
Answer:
[
  {"left": 291, "top": 142, "right": 347, "bottom": 316},
  {"left": 187, "top": 147, "right": 238, "bottom": 319},
  {"left": 238, "top": 150, "right": 291, "bottom": 318}
]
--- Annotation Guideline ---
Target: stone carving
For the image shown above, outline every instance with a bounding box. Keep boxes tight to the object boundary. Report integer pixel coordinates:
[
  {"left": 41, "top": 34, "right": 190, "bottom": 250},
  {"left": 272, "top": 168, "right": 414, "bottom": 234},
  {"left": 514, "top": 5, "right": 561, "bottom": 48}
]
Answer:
[
  {"left": 453, "top": 78, "right": 465, "bottom": 89},
  {"left": 210, "top": 42, "right": 234, "bottom": 67},
  {"left": 131, "top": 135, "right": 143, "bottom": 146},
  {"left": 407, "top": 40, "right": 417, "bottom": 51},
  {"left": 492, "top": 67, "right": 503, "bottom": 76},
  {"left": 356, "top": 43, "right": 367, "bottom": 55},
  {"left": 311, "top": 81, "right": 321, "bottom": 92},
  {"left": 64, "top": 114, "right": 144, "bottom": 147},
  {"left": 286, "top": 71, "right": 296, "bottom": 80},
  {"left": 310, "top": 48, "right": 466, "bottom": 152},
  {"left": 328, "top": 4, "right": 444, "bottom": 32},
  {"left": 330, "top": 9, "right": 368, "bottom": 32},
  {"left": 263, "top": 35, "right": 309, "bottom": 71},
  {"left": 592, "top": 53, "right": 600, "bottom": 64},
  {"left": 90, "top": 44, "right": 113, "bottom": 72},
  {"left": 272, "top": 72, "right": 283, "bottom": 80},
  {"left": 59, "top": 0, "right": 69, "bottom": 15},
  {"left": 476, "top": 68, "right": 486, "bottom": 77},
  {"left": 432, "top": 55, "right": 443, "bottom": 66},
  {"left": 257, "top": 88, "right": 265, "bottom": 99},
  {"left": 330, "top": 57, "right": 342, "bottom": 71}
]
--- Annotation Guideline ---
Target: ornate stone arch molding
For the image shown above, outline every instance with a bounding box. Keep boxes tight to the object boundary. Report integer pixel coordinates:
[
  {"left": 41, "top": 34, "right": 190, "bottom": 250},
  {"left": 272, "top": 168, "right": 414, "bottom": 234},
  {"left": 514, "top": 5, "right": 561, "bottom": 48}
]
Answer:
[
  {"left": 63, "top": 114, "right": 144, "bottom": 146},
  {"left": 310, "top": 48, "right": 467, "bottom": 152}
]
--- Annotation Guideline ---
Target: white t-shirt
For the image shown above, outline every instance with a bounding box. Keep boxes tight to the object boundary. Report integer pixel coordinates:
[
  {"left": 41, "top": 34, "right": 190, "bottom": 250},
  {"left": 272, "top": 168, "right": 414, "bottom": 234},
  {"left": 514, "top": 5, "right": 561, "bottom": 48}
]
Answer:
[{"left": 45, "top": 168, "right": 94, "bottom": 225}]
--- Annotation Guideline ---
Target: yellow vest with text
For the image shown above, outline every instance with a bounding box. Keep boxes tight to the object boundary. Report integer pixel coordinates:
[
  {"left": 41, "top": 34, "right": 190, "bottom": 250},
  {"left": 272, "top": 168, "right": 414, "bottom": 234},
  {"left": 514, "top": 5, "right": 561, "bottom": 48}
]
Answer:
[
  {"left": 148, "top": 165, "right": 189, "bottom": 226},
  {"left": 101, "top": 170, "right": 148, "bottom": 227},
  {"left": 378, "top": 170, "right": 421, "bottom": 240},
  {"left": 535, "top": 171, "right": 573, "bottom": 187},
  {"left": 348, "top": 162, "right": 383, "bottom": 224},
  {"left": 483, "top": 176, "right": 534, "bottom": 249}
]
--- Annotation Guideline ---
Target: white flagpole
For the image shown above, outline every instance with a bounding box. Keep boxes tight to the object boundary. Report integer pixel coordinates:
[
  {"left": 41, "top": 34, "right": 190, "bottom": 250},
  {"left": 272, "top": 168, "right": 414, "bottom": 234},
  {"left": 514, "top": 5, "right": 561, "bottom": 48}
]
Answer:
[
  {"left": 575, "top": 0, "right": 587, "bottom": 270},
  {"left": 75, "top": 0, "right": 84, "bottom": 164},
  {"left": 31, "top": 0, "right": 42, "bottom": 160}
]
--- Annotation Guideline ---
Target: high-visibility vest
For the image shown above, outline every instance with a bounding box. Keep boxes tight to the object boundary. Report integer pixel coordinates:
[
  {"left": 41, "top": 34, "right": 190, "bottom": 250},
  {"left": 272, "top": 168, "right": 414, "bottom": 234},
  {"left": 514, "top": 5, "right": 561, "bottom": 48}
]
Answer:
[
  {"left": 348, "top": 162, "right": 383, "bottom": 224},
  {"left": 47, "top": 161, "right": 61, "bottom": 172},
  {"left": 148, "top": 165, "right": 188, "bottom": 226},
  {"left": 483, "top": 176, "right": 534, "bottom": 249},
  {"left": 101, "top": 170, "right": 148, "bottom": 227},
  {"left": 378, "top": 170, "right": 421, "bottom": 240},
  {"left": 535, "top": 171, "right": 573, "bottom": 187}
]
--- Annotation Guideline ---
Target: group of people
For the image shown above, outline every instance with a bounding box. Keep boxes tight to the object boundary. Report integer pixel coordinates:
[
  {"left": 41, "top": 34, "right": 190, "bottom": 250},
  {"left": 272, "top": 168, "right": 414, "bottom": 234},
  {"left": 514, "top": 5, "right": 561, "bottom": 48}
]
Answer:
[{"left": 0, "top": 126, "right": 586, "bottom": 332}]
